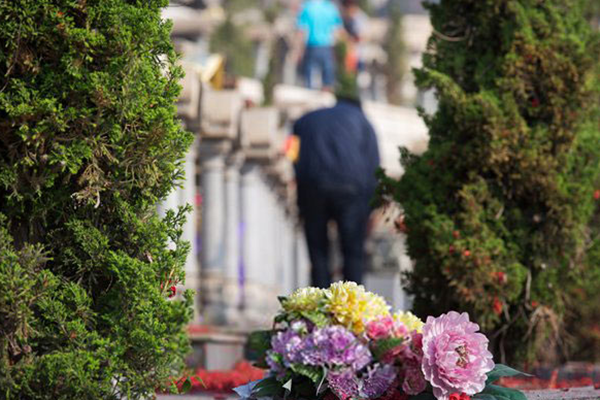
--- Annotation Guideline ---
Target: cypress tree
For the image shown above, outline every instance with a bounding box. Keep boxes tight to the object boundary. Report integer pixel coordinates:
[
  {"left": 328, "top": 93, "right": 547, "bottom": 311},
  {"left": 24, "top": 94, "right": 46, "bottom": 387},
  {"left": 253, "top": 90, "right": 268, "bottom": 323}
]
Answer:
[
  {"left": 378, "top": 0, "right": 600, "bottom": 363},
  {"left": 0, "top": 0, "right": 194, "bottom": 398}
]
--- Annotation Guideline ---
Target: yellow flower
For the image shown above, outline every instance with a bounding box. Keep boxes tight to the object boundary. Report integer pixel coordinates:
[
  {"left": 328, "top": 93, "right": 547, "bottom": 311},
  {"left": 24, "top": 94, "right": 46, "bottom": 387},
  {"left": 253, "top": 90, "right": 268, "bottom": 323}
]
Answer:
[
  {"left": 393, "top": 311, "right": 424, "bottom": 333},
  {"left": 281, "top": 287, "right": 326, "bottom": 313},
  {"left": 324, "top": 282, "right": 390, "bottom": 334}
]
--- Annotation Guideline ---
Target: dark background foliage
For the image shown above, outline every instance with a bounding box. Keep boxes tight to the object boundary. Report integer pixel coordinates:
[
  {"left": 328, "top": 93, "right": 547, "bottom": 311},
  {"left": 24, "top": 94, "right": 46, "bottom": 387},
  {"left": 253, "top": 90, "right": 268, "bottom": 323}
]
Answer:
[
  {"left": 0, "top": 0, "right": 194, "bottom": 398},
  {"left": 377, "top": 0, "right": 600, "bottom": 365}
]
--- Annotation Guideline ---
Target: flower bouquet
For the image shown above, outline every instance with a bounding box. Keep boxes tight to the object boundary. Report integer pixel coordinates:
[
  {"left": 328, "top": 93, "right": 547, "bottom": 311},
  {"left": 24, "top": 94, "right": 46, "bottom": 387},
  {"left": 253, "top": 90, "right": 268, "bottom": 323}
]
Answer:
[{"left": 235, "top": 282, "right": 530, "bottom": 400}]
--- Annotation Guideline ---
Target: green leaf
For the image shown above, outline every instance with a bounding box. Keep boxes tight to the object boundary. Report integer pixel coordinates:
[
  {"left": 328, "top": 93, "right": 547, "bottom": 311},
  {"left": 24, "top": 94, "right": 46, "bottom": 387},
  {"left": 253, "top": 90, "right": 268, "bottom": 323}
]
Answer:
[
  {"left": 253, "top": 377, "right": 284, "bottom": 397},
  {"left": 473, "top": 394, "right": 500, "bottom": 400},
  {"left": 316, "top": 367, "right": 328, "bottom": 394},
  {"left": 180, "top": 377, "right": 192, "bottom": 394},
  {"left": 193, "top": 374, "right": 206, "bottom": 388},
  {"left": 290, "top": 363, "right": 323, "bottom": 384},
  {"left": 299, "top": 310, "right": 329, "bottom": 328},
  {"left": 247, "top": 330, "right": 272, "bottom": 367},
  {"left": 294, "top": 377, "right": 318, "bottom": 397},
  {"left": 486, "top": 364, "right": 532, "bottom": 385},
  {"left": 371, "top": 337, "right": 405, "bottom": 360},
  {"left": 248, "top": 330, "right": 272, "bottom": 354},
  {"left": 274, "top": 313, "right": 288, "bottom": 323},
  {"left": 481, "top": 384, "right": 528, "bottom": 400}
]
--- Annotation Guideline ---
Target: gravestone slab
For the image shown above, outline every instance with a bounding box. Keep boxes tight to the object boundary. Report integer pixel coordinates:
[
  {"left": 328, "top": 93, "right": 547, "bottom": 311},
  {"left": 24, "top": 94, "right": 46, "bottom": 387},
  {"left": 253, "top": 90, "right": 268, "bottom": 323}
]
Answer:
[{"left": 525, "top": 387, "right": 600, "bottom": 400}]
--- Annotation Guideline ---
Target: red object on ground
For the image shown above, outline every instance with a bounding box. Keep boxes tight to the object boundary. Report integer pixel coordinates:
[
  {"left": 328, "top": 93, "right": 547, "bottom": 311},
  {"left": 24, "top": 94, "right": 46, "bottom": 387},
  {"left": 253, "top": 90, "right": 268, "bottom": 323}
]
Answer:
[{"left": 186, "top": 361, "right": 266, "bottom": 394}]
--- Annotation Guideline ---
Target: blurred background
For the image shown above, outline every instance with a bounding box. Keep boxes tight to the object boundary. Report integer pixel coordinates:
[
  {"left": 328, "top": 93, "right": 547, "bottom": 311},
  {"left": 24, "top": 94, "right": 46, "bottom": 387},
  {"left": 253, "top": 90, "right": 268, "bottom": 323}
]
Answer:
[{"left": 156, "top": 0, "right": 600, "bottom": 395}]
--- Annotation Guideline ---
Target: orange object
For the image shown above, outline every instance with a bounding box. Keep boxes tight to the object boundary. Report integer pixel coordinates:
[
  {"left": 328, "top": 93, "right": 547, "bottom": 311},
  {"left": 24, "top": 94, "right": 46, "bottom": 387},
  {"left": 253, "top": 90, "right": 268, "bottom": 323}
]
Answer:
[{"left": 284, "top": 135, "right": 300, "bottom": 162}]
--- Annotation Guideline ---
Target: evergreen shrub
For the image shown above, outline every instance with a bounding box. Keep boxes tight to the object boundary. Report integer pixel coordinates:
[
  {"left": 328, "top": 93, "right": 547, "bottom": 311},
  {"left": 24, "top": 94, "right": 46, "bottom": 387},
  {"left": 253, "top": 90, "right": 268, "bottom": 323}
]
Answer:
[
  {"left": 377, "top": 0, "right": 600, "bottom": 364},
  {"left": 0, "top": 0, "right": 194, "bottom": 398}
]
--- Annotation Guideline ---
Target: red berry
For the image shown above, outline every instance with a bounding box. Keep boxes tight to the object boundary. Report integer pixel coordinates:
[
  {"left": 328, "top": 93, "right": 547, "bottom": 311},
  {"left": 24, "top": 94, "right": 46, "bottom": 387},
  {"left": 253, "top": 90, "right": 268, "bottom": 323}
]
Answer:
[
  {"left": 493, "top": 297, "right": 503, "bottom": 315},
  {"left": 463, "top": 250, "right": 471, "bottom": 257},
  {"left": 394, "top": 215, "right": 408, "bottom": 233},
  {"left": 495, "top": 271, "right": 507, "bottom": 284},
  {"left": 449, "top": 393, "right": 461, "bottom": 400},
  {"left": 452, "top": 230, "right": 460, "bottom": 239},
  {"left": 169, "top": 286, "right": 176, "bottom": 298},
  {"left": 449, "top": 245, "right": 455, "bottom": 254},
  {"left": 594, "top": 190, "right": 600, "bottom": 200},
  {"left": 531, "top": 300, "right": 539, "bottom": 308}
]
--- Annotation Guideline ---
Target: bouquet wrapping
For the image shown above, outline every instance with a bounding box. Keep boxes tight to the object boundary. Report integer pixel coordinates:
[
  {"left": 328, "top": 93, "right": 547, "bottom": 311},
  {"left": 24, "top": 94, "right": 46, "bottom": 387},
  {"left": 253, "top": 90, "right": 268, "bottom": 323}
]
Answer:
[{"left": 235, "top": 282, "right": 530, "bottom": 400}]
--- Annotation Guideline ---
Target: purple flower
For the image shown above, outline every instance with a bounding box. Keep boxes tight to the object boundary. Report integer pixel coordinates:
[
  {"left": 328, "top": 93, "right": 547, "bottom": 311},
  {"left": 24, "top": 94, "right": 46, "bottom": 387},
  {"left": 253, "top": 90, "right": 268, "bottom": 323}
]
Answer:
[
  {"left": 327, "top": 369, "right": 359, "bottom": 400},
  {"left": 301, "top": 326, "right": 372, "bottom": 370},
  {"left": 421, "top": 312, "right": 495, "bottom": 400},
  {"left": 360, "top": 364, "right": 398, "bottom": 398},
  {"left": 271, "top": 329, "right": 304, "bottom": 366}
]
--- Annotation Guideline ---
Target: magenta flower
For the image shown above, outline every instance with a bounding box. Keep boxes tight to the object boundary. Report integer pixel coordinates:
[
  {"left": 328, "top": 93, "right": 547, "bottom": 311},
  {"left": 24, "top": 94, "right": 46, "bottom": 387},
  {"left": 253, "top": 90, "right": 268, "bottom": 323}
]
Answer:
[
  {"left": 421, "top": 312, "right": 494, "bottom": 400},
  {"left": 366, "top": 316, "right": 395, "bottom": 340}
]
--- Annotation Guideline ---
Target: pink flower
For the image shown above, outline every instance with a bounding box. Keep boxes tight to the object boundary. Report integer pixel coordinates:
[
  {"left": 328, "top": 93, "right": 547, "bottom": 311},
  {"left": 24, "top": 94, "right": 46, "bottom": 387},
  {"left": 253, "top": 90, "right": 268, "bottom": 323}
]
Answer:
[
  {"left": 392, "top": 321, "right": 410, "bottom": 339},
  {"left": 421, "top": 312, "right": 494, "bottom": 400},
  {"left": 366, "top": 316, "right": 395, "bottom": 340}
]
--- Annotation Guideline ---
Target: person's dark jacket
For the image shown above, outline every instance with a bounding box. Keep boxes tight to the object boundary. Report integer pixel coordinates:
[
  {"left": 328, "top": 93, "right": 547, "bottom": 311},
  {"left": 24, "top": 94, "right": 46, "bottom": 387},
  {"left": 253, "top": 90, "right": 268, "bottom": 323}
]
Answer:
[{"left": 293, "top": 100, "right": 380, "bottom": 194}]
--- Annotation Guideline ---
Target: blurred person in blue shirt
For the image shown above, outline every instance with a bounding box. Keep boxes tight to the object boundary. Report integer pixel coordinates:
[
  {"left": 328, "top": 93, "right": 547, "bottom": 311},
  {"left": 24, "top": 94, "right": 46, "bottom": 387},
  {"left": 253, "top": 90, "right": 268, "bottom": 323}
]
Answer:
[
  {"left": 292, "top": 80, "right": 380, "bottom": 287},
  {"left": 296, "top": 0, "right": 343, "bottom": 90}
]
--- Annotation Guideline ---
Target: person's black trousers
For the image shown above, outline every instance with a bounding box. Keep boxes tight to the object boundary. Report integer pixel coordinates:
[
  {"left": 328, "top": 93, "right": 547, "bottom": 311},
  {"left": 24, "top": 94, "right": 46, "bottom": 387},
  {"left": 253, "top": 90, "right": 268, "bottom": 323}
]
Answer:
[{"left": 297, "top": 183, "right": 371, "bottom": 288}]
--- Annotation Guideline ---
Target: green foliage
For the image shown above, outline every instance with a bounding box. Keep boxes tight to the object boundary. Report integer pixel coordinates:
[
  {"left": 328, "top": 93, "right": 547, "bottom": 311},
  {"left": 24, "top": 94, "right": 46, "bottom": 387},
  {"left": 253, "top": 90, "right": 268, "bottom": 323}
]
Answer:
[
  {"left": 261, "top": 1, "right": 280, "bottom": 105},
  {"left": 0, "top": 0, "right": 194, "bottom": 398},
  {"left": 223, "top": 0, "right": 260, "bottom": 15},
  {"left": 334, "top": 41, "right": 359, "bottom": 100},
  {"left": 299, "top": 310, "right": 330, "bottom": 328},
  {"left": 210, "top": 16, "right": 255, "bottom": 78},
  {"left": 247, "top": 330, "right": 271, "bottom": 368},
  {"left": 253, "top": 376, "right": 285, "bottom": 397},
  {"left": 370, "top": 337, "right": 405, "bottom": 361},
  {"left": 290, "top": 363, "right": 323, "bottom": 385},
  {"left": 476, "top": 384, "right": 528, "bottom": 400},
  {"left": 377, "top": 0, "right": 600, "bottom": 364},
  {"left": 485, "top": 364, "right": 532, "bottom": 385},
  {"left": 383, "top": 3, "right": 406, "bottom": 105}
]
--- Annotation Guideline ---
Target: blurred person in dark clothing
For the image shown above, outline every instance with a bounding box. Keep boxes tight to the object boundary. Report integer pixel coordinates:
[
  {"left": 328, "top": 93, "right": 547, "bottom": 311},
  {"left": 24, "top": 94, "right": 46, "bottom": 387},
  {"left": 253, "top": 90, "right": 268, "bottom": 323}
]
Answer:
[
  {"left": 292, "top": 82, "right": 380, "bottom": 287},
  {"left": 341, "top": 0, "right": 369, "bottom": 72}
]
